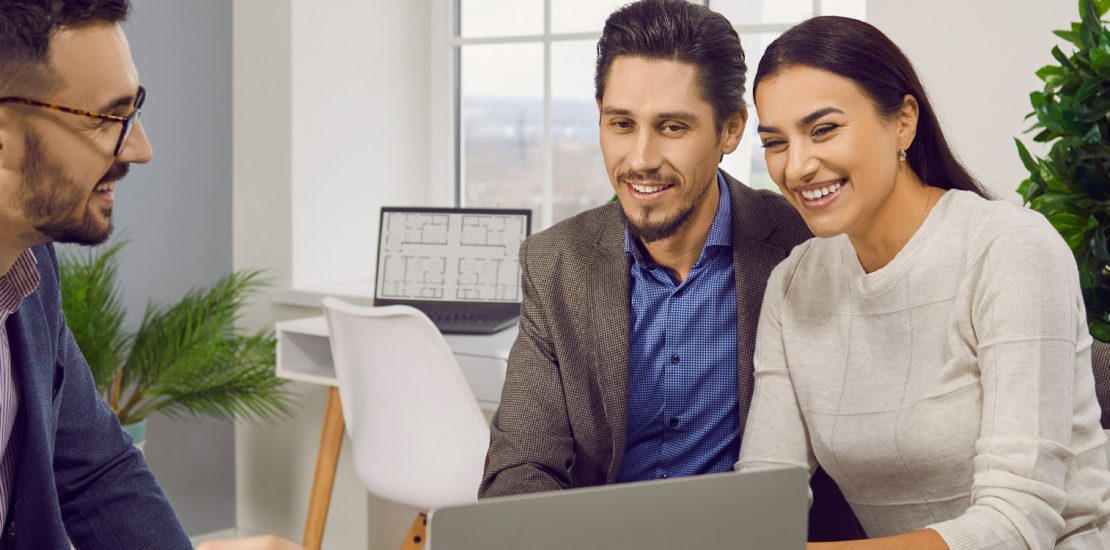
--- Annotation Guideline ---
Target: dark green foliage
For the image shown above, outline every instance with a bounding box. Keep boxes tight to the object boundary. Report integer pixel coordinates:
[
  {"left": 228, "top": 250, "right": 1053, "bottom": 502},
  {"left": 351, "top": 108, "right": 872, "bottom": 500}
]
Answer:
[
  {"left": 1017, "top": 0, "right": 1110, "bottom": 342},
  {"left": 59, "top": 241, "right": 295, "bottom": 426}
]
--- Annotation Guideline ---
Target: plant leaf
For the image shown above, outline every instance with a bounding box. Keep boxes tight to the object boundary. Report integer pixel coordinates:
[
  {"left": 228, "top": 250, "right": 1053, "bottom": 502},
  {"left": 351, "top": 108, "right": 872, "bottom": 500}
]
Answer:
[
  {"left": 1056, "top": 29, "right": 1084, "bottom": 48},
  {"left": 1091, "top": 319, "right": 1110, "bottom": 342},
  {"left": 59, "top": 241, "right": 130, "bottom": 399},
  {"left": 1092, "top": 228, "right": 1110, "bottom": 261},
  {"left": 1015, "top": 138, "right": 1041, "bottom": 173},
  {"left": 1037, "top": 65, "right": 1069, "bottom": 87}
]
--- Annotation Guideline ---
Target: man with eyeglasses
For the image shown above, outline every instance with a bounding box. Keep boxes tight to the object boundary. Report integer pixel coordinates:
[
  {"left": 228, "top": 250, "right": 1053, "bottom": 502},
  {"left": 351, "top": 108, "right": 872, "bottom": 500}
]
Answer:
[{"left": 0, "top": 0, "right": 190, "bottom": 548}]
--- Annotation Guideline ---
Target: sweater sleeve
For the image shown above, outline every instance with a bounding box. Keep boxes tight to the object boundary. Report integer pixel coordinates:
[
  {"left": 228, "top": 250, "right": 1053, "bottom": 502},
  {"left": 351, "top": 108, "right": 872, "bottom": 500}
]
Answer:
[
  {"left": 926, "top": 223, "right": 1092, "bottom": 550},
  {"left": 736, "top": 242, "right": 817, "bottom": 477}
]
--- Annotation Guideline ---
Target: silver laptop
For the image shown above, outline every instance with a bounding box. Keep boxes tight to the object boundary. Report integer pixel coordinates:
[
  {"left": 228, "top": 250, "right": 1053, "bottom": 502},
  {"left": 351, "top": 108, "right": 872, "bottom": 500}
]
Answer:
[
  {"left": 426, "top": 467, "right": 808, "bottom": 550},
  {"left": 375, "top": 207, "right": 532, "bottom": 334}
]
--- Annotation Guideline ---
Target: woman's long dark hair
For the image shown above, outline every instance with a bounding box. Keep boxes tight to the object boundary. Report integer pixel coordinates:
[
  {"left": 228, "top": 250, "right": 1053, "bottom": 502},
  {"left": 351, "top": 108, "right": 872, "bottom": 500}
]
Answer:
[{"left": 753, "top": 16, "right": 991, "bottom": 199}]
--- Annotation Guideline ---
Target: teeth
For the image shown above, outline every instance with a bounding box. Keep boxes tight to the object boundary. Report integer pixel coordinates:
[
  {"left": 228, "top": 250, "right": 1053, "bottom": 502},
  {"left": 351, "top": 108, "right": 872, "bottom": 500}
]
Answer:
[
  {"left": 800, "top": 181, "right": 843, "bottom": 200},
  {"left": 632, "top": 183, "right": 668, "bottom": 194}
]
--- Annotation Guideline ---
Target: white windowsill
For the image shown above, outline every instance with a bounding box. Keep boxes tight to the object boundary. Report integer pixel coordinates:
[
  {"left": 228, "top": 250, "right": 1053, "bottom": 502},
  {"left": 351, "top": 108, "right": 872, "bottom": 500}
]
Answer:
[{"left": 271, "top": 280, "right": 375, "bottom": 309}]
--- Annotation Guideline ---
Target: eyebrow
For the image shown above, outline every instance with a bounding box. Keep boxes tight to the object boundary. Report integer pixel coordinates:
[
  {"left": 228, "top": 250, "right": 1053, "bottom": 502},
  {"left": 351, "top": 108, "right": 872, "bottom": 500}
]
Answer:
[
  {"left": 600, "top": 106, "right": 700, "bottom": 123},
  {"left": 757, "top": 106, "right": 845, "bottom": 133},
  {"left": 98, "top": 93, "right": 135, "bottom": 114}
]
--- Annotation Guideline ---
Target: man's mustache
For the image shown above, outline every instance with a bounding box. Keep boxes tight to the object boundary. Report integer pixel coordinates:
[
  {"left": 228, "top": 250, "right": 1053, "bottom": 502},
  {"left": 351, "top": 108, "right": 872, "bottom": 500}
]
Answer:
[
  {"left": 99, "top": 162, "right": 129, "bottom": 184},
  {"left": 618, "top": 169, "right": 679, "bottom": 187}
]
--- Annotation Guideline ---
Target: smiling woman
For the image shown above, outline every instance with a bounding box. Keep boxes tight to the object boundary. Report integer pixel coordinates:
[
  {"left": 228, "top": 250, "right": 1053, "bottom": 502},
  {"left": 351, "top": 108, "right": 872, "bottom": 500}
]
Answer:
[{"left": 736, "top": 16, "right": 1110, "bottom": 550}]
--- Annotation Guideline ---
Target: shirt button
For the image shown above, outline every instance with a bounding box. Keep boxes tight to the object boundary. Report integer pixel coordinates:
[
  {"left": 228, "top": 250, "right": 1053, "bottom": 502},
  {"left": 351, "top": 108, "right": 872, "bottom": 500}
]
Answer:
[
  {"left": 669, "top": 417, "right": 679, "bottom": 428},
  {"left": 660, "top": 473, "right": 669, "bottom": 480},
  {"left": 670, "top": 354, "right": 680, "bottom": 365}
]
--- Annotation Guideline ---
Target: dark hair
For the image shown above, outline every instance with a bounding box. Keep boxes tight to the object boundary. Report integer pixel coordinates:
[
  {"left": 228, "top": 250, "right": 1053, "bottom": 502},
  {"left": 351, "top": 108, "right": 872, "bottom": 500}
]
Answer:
[
  {"left": 595, "top": 0, "right": 747, "bottom": 131},
  {"left": 753, "top": 16, "right": 991, "bottom": 198},
  {"left": 0, "top": 0, "right": 130, "bottom": 95}
]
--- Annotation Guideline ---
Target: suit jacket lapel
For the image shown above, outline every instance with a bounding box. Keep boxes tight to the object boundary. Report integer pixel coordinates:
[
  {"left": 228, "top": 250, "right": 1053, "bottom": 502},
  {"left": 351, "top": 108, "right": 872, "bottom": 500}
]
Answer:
[
  {"left": 724, "top": 172, "right": 787, "bottom": 432},
  {"left": 587, "top": 211, "right": 632, "bottom": 483},
  {"left": 6, "top": 287, "right": 53, "bottom": 512}
]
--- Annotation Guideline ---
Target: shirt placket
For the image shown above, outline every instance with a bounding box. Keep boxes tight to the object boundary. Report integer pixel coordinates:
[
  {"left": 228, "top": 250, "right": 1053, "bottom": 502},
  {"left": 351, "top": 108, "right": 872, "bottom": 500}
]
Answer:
[{"left": 659, "top": 265, "right": 701, "bottom": 480}]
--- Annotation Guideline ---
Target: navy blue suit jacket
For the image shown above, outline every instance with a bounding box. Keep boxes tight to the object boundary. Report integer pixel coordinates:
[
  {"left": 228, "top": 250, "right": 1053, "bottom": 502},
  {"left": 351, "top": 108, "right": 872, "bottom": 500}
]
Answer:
[{"left": 3, "top": 244, "right": 189, "bottom": 549}]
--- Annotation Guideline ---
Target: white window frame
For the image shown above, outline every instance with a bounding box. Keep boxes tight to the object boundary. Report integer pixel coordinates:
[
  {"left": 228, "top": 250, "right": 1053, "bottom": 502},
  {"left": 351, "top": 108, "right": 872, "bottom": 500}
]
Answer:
[{"left": 437, "top": 0, "right": 854, "bottom": 229}]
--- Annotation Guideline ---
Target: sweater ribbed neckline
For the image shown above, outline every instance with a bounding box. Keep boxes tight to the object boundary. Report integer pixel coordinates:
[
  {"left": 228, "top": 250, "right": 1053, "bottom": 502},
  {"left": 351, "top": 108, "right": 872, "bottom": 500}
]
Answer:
[{"left": 840, "top": 189, "right": 957, "bottom": 296}]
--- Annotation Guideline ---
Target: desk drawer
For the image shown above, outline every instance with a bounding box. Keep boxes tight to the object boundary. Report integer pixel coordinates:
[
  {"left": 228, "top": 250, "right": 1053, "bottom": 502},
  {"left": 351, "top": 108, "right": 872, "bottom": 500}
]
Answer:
[{"left": 455, "top": 353, "right": 506, "bottom": 406}]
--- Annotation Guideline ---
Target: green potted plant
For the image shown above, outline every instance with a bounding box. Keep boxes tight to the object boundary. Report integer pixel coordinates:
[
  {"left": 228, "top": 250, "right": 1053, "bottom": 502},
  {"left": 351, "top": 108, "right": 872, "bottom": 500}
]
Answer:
[
  {"left": 59, "top": 241, "right": 295, "bottom": 449},
  {"left": 1016, "top": 0, "right": 1110, "bottom": 342}
]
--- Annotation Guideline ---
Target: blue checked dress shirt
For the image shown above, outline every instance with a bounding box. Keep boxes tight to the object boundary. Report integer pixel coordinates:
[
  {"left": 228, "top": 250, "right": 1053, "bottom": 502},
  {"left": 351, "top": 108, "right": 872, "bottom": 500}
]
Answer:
[{"left": 617, "top": 172, "right": 739, "bottom": 482}]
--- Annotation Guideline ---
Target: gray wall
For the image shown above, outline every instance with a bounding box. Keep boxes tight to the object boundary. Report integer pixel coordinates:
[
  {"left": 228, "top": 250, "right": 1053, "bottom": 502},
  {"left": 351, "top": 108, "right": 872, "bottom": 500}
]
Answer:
[{"left": 60, "top": 0, "right": 236, "bottom": 536}]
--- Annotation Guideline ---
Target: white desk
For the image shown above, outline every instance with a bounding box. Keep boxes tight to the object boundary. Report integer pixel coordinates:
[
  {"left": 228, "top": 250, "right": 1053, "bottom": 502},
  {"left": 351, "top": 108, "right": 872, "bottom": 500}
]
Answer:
[
  {"left": 274, "top": 316, "right": 517, "bottom": 549},
  {"left": 276, "top": 315, "right": 516, "bottom": 409}
]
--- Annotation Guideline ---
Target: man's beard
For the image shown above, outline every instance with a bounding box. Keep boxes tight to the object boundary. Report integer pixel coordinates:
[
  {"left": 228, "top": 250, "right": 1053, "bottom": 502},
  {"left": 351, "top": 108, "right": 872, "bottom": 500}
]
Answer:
[
  {"left": 619, "top": 169, "right": 712, "bottom": 244},
  {"left": 21, "top": 131, "right": 126, "bottom": 246}
]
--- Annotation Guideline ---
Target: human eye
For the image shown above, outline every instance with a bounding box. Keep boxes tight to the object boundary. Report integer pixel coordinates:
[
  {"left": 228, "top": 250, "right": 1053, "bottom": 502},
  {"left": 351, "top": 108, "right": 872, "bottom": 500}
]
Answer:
[
  {"left": 812, "top": 123, "right": 840, "bottom": 138},
  {"left": 759, "top": 138, "right": 786, "bottom": 150},
  {"left": 609, "top": 118, "right": 634, "bottom": 131},
  {"left": 661, "top": 122, "right": 688, "bottom": 135}
]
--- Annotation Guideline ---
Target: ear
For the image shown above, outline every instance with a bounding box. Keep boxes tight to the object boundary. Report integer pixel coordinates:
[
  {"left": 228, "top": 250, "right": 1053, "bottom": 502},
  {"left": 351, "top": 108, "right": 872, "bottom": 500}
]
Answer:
[
  {"left": 719, "top": 106, "right": 748, "bottom": 155},
  {"left": 896, "top": 94, "right": 919, "bottom": 151}
]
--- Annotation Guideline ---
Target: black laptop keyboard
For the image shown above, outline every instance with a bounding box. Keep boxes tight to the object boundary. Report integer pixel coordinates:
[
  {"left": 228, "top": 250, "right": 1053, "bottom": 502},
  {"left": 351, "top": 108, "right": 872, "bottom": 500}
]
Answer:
[{"left": 427, "top": 311, "right": 483, "bottom": 324}]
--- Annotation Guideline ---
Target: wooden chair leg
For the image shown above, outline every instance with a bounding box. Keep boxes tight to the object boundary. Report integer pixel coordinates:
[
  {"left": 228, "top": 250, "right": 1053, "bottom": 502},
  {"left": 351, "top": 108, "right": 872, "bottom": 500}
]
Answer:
[
  {"left": 400, "top": 512, "right": 428, "bottom": 550},
  {"left": 302, "top": 387, "right": 346, "bottom": 550}
]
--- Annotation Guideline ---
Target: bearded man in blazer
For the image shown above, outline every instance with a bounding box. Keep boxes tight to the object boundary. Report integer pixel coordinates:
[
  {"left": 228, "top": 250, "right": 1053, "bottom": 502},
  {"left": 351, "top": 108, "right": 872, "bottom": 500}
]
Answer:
[
  {"left": 479, "top": 0, "right": 864, "bottom": 541},
  {"left": 0, "top": 1, "right": 190, "bottom": 547}
]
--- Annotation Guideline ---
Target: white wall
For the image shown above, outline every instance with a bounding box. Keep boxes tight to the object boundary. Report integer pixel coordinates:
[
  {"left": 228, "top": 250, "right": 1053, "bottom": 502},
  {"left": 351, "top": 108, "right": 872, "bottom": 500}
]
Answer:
[
  {"left": 868, "top": 1, "right": 1075, "bottom": 200},
  {"left": 234, "top": 0, "right": 433, "bottom": 548},
  {"left": 290, "top": 0, "right": 433, "bottom": 289}
]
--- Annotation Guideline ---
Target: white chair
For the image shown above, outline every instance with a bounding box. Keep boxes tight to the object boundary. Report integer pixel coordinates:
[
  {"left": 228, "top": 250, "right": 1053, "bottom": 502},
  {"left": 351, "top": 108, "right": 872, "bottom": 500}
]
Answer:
[{"left": 321, "top": 297, "right": 491, "bottom": 550}]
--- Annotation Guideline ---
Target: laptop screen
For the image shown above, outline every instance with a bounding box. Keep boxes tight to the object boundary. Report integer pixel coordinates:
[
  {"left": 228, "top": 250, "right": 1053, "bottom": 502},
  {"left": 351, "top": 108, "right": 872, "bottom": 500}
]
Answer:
[{"left": 375, "top": 207, "right": 532, "bottom": 304}]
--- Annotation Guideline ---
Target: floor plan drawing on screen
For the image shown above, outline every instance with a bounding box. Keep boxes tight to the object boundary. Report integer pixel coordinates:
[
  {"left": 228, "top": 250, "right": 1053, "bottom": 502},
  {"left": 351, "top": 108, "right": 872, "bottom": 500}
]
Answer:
[{"left": 377, "top": 209, "right": 528, "bottom": 303}]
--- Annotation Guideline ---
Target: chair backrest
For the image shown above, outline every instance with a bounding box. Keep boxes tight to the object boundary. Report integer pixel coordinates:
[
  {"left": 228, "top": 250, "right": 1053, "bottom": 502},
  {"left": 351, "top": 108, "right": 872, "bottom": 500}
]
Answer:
[
  {"left": 1092, "top": 338, "right": 1110, "bottom": 429},
  {"left": 322, "top": 297, "right": 490, "bottom": 510}
]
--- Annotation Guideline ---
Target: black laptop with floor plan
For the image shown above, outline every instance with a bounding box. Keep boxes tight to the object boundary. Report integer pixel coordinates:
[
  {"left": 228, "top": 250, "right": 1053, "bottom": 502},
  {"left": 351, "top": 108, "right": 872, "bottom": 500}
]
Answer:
[{"left": 374, "top": 207, "right": 532, "bottom": 334}]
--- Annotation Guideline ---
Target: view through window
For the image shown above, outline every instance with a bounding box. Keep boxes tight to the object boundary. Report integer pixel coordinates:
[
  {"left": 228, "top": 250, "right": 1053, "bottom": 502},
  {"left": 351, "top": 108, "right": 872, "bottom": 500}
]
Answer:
[{"left": 456, "top": 0, "right": 866, "bottom": 229}]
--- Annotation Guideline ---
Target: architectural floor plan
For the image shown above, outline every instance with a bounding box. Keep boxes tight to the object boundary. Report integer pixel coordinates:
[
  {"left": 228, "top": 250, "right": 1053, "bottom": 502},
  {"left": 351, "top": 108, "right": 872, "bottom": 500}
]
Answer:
[{"left": 377, "top": 211, "right": 527, "bottom": 302}]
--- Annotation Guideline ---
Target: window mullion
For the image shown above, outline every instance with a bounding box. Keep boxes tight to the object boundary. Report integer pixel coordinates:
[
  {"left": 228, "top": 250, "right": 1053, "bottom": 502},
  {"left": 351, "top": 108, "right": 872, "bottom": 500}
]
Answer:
[{"left": 542, "top": 0, "right": 554, "bottom": 229}]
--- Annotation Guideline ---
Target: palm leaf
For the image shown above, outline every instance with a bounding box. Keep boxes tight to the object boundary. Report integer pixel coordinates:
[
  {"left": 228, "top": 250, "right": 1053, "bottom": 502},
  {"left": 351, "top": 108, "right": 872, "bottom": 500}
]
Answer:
[
  {"left": 127, "top": 333, "right": 295, "bottom": 424},
  {"left": 123, "top": 269, "right": 265, "bottom": 397},
  {"left": 58, "top": 241, "right": 130, "bottom": 396},
  {"left": 60, "top": 242, "right": 295, "bottom": 425}
]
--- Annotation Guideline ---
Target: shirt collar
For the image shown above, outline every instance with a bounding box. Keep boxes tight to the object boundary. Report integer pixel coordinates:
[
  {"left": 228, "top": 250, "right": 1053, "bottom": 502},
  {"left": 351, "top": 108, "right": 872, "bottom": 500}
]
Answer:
[
  {"left": 0, "top": 249, "right": 40, "bottom": 315},
  {"left": 624, "top": 170, "right": 733, "bottom": 268}
]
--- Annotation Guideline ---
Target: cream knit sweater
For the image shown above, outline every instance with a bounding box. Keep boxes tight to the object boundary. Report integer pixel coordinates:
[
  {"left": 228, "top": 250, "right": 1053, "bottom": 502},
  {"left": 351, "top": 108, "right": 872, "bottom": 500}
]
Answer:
[{"left": 737, "top": 190, "right": 1110, "bottom": 549}]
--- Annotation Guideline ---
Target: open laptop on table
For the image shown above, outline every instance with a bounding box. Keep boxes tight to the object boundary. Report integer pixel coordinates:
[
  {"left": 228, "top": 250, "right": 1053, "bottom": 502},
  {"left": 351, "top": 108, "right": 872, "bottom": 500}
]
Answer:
[
  {"left": 375, "top": 207, "right": 532, "bottom": 335},
  {"left": 426, "top": 466, "right": 808, "bottom": 550}
]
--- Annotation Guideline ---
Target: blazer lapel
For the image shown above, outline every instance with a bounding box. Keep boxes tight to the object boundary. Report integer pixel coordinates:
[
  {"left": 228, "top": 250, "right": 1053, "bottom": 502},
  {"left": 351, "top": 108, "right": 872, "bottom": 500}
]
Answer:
[
  {"left": 587, "top": 213, "right": 632, "bottom": 483},
  {"left": 6, "top": 288, "right": 54, "bottom": 514}
]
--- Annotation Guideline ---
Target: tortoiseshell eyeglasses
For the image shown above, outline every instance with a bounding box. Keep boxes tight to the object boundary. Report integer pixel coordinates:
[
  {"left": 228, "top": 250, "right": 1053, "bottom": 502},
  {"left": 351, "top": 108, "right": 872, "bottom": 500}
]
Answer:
[{"left": 0, "top": 86, "right": 145, "bottom": 157}]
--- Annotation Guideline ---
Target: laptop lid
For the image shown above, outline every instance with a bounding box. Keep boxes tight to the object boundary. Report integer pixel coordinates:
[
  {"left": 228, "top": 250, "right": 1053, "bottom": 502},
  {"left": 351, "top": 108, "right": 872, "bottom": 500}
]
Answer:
[
  {"left": 375, "top": 207, "right": 532, "bottom": 314},
  {"left": 426, "top": 467, "right": 808, "bottom": 550}
]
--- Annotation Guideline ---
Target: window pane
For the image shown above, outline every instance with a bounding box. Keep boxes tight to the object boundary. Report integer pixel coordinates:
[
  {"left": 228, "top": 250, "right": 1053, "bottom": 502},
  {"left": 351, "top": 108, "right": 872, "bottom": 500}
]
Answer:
[
  {"left": 821, "top": 0, "right": 866, "bottom": 19},
  {"left": 460, "top": 0, "right": 542, "bottom": 38},
  {"left": 719, "top": 33, "right": 780, "bottom": 193},
  {"left": 551, "top": 39, "right": 611, "bottom": 225},
  {"left": 461, "top": 44, "right": 544, "bottom": 215},
  {"left": 551, "top": 0, "right": 627, "bottom": 34},
  {"left": 710, "top": 0, "right": 812, "bottom": 26}
]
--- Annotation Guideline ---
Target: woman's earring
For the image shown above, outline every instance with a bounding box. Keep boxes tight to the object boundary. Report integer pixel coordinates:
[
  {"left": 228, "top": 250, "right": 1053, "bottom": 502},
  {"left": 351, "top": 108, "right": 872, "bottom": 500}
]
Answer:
[{"left": 898, "top": 149, "right": 907, "bottom": 162}]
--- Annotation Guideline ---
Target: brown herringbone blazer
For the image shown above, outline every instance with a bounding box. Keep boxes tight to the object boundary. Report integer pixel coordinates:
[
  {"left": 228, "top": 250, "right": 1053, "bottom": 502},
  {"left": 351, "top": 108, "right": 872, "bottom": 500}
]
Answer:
[{"left": 480, "top": 172, "right": 866, "bottom": 541}]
